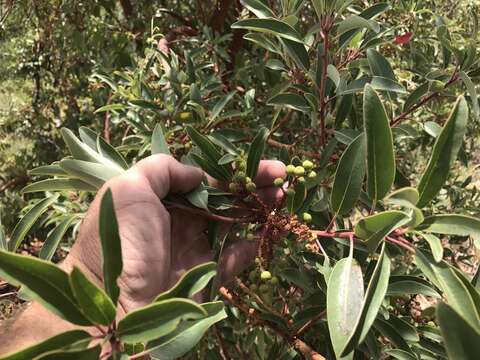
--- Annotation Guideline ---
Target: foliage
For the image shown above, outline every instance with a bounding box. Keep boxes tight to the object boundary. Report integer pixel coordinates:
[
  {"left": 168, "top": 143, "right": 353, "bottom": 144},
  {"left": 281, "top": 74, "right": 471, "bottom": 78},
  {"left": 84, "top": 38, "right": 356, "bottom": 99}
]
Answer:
[{"left": 1, "top": 0, "right": 480, "bottom": 358}]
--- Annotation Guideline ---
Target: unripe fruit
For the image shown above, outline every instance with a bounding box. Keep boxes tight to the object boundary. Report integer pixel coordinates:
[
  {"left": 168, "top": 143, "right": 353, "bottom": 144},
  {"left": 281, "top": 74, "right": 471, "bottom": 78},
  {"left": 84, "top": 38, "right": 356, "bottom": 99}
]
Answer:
[
  {"left": 283, "top": 248, "right": 291, "bottom": 255},
  {"left": 259, "top": 284, "right": 270, "bottom": 293},
  {"left": 260, "top": 270, "right": 272, "bottom": 280},
  {"left": 303, "top": 212, "right": 312, "bottom": 223},
  {"left": 270, "top": 276, "right": 279, "bottom": 285},
  {"left": 430, "top": 80, "right": 445, "bottom": 92},
  {"left": 294, "top": 166, "right": 305, "bottom": 176},
  {"left": 286, "top": 164, "right": 296, "bottom": 175},
  {"left": 246, "top": 182, "right": 257, "bottom": 192},
  {"left": 308, "top": 171, "right": 317, "bottom": 179},
  {"left": 249, "top": 270, "right": 257, "bottom": 282},
  {"left": 234, "top": 171, "right": 246, "bottom": 182},
  {"left": 286, "top": 188, "right": 295, "bottom": 196},
  {"left": 236, "top": 160, "right": 246, "bottom": 171},
  {"left": 246, "top": 233, "right": 256, "bottom": 241},
  {"left": 229, "top": 182, "right": 239, "bottom": 193},
  {"left": 273, "top": 178, "right": 284, "bottom": 187},
  {"left": 255, "top": 257, "right": 261, "bottom": 265},
  {"left": 302, "top": 160, "right": 314, "bottom": 170},
  {"left": 298, "top": 176, "right": 305, "bottom": 184},
  {"left": 427, "top": 321, "right": 436, "bottom": 327},
  {"left": 178, "top": 112, "right": 193, "bottom": 121}
]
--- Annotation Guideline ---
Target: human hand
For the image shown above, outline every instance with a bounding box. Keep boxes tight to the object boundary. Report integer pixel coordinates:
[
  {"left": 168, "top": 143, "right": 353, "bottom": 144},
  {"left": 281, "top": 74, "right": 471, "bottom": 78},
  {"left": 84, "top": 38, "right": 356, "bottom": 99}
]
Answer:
[{"left": 64, "top": 154, "right": 285, "bottom": 313}]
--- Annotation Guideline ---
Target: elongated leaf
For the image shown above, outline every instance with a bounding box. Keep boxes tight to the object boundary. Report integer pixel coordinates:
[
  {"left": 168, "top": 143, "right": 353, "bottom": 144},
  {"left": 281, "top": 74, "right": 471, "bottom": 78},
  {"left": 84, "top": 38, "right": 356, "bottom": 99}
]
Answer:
[
  {"left": 342, "top": 245, "right": 390, "bottom": 355},
  {"left": 331, "top": 134, "right": 366, "bottom": 215},
  {"left": 191, "top": 153, "right": 230, "bottom": 181},
  {"left": 155, "top": 262, "right": 217, "bottom": 301},
  {"left": 117, "top": 298, "right": 207, "bottom": 343},
  {"left": 437, "top": 302, "right": 480, "bottom": 360},
  {"left": 415, "top": 232, "right": 443, "bottom": 263},
  {"left": 417, "top": 96, "right": 468, "bottom": 207},
  {"left": 243, "top": 33, "right": 280, "bottom": 53},
  {"left": 94, "top": 103, "right": 127, "bottom": 113},
  {"left": 327, "top": 257, "right": 364, "bottom": 359},
  {"left": 367, "top": 49, "right": 396, "bottom": 81},
  {"left": 185, "top": 185, "right": 209, "bottom": 210},
  {"left": 39, "top": 216, "right": 77, "bottom": 261},
  {"left": 152, "top": 124, "right": 171, "bottom": 155},
  {"left": 8, "top": 195, "right": 59, "bottom": 251},
  {"left": 246, "top": 127, "right": 269, "bottom": 179},
  {"left": 35, "top": 345, "right": 101, "bottom": 360},
  {"left": 386, "top": 315, "right": 419, "bottom": 342},
  {"left": 96, "top": 136, "right": 128, "bottom": 170},
  {"left": 240, "top": 0, "right": 275, "bottom": 18},
  {"left": 69, "top": 267, "right": 116, "bottom": 326},
  {"left": 147, "top": 301, "right": 227, "bottom": 359},
  {"left": 29, "top": 164, "right": 67, "bottom": 177},
  {"left": 363, "top": 84, "right": 395, "bottom": 202},
  {"left": 384, "top": 187, "right": 419, "bottom": 207},
  {"left": 232, "top": 18, "right": 303, "bottom": 43},
  {"left": 21, "top": 179, "right": 97, "bottom": 194},
  {"left": 209, "top": 91, "right": 236, "bottom": 124},
  {"left": 459, "top": 70, "right": 479, "bottom": 119},
  {"left": 60, "top": 128, "right": 123, "bottom": 171},
  {"left": 384, "top": 349, "right": 417, "bottom": 360},
  {"left": 0, "top": 250, "right": 90, "bottom": 325},
  {"left": 78, "top": 127, "right": 98, "bottom": 151},
  {"left": 414, "top": 250, "right": 442, "bottom": 289},
  {"left": 0, "top": 209, "right": 6, "bottom": 251},
  {"left": 416, "top": 214, "right": 480, "bottom": 240},
  {"left": 0, "top": 330, "right": 91, "bottom": 360},
  {"left": 374, "top": 319, "right": 413, "bottom": 353},
  {"left": 279, "top": 38, "right": 310, "bottom": 71},
  {"left": 371, "top": 76, "right": 406, "bottom": 94},
  {"left": 354, "top": 211, "right": 410, "bottom": 252},
  {"left": 267, "top": 93, "right": 309, "bottom": 112},
  {"left": 99, "top": 189, "right": 123, "bottom": 304},
  {"left": 337, "top": 15, "right": 380, "bottom": 36},
  {"left": 387, "top": 275, "right": 441, "bottom": 298},
  {"left": 404, "top": 82, "right": 429, "bottom": 112},
  {"left": 60, "top": 159, "right": 123, "bottom": 188}
]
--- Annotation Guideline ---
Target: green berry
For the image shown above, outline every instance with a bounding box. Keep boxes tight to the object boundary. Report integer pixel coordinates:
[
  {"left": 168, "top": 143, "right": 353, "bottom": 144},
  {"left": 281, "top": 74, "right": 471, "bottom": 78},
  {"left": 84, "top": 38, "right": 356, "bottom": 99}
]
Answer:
[
  {"left": 234, "top": 171, "right": 246, "bottom": 182},
  {"left": 430, "top": 80, "right": 445, "bottom": 92},
  {"left": 259, "top": 284, "right": 270, "bottom": 293},
  {"left": 246, "top": 233, "right": 256, "bottom": 241},
  {"left": 236, "top": 160, "right": 246, "bottom": 171},
  {"left": 302, "top": 160, "right": 314, "bottom": 170},
  {"left": 427, "top": 321, "right": 436, "bottom": 327},
  {"left": 294, "top": 166, "right": 305, "bottom": 176},
  {"left": 255, "top": 257, "right": 261, "bottom": 265},
  {"left": 307, "top": 170, "right": 317, "bottom": 179},
  {"left": 273, "top": 177, "right": 284, "bottom": 187},
  {"left": 286, "top": 188, "right": 295, "bottom": 196},
  {"left": 246, "top": 182, "right": 257, "bottom": 192},
  {"left": 286, "top": 164, "right": 296, "bottom": 175},
  {"left": 245, "top": 176, "right": 252, "bottom": 183},
  {"left": 283, "top": 248, "right": 291, "bottom": 255},
  {"left": 249, "top": 270, "right": 257, "bottom": 282},
  {"left": 298, "top": 176, "right": 305, "bottom": 184},
  {"left": 303, "top": 212, "right": 312, "bottom": 223},
  {"left": 270, "top": 276, "right": 279, "bottom": 285},
  {"left": 260, "top": 270, "right": 272, "bottom": 281},
  {"left": 229, "top": 182, "right": 239, "bottom": 193}
]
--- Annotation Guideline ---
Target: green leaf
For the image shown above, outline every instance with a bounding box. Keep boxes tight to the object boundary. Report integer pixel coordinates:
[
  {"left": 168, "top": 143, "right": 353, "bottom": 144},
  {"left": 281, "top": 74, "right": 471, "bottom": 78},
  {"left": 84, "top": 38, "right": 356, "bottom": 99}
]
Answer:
[
  {"left": 415, "top": 232, "right": 443, "bottom": 263},
  {"left": 414, "top": 250, "right": 442, "bottom": 290},
  {"left": 185, "top": 184, "right": 209, "bottom": 210},
  {"left": 78, "top": 127, "right": 98, "bottom": 151},
  {"left": 267, "top": 93, "right": 309, "bottom": 112},
  {"left": 39, "top": 216, "right": 77, "bottom": 261},
  {"left": 370, "top": 76, "right": 406, "bottom": 94},
  {"left": 416, "top": 214, "right": 480, "bottom": 240},
  {"left": 209, "top": 91, "right": 236, "bottom": 125},
  {"left": 191, "top": 154, "right": 230, "bottom": 181},
  {"left": 21, "top": 179, "right": 97, "bottom": 194},
  {"left": 387, "top": 275, "right": 441, "bottom": 298},
  {"left": 96, "top": 136, "right": 128, "bottom": 170},
  {"left": 240, "top": 0, "right": 275, "bottom": 18},
  {"left": 366, "top": 49, "right": 396, "bottom": 81},
  {"left": 0, "top": 210, "right": 6, "bottom": 251},
  {"left": 246, "top": 127, "right": 269, "bottom": 179},
  {"left": 342, "top": 244, "right": 390, "bottom": 355},
  {"left": 0, "top": 250, "right": 91, "bottom": 325},
  {"left": 8, "top": 195, "right": 59, "bottom": 252},
  {"left": 373, "top": 319, "right": 413, "bottom": 353},
  {"left": 0, "top": 330, "right": 91, "bottom": 360},
  {"left": 231, "top": 18, "right": 303, "bottom": 43},
  {"left": 117, "top": 298, "right": 207, "bottom": 343},
  {"left": 384, "top": 349, "right": 417, "bottom": 360},
  {"left": 69, "top": 267, "right": 116, "bottom": 326},
  {"left": 437, "top": 302, "right": 480, "bottom": 360},
  {"left": 60, "top": 128, "right": 123, "bottom": 171},
  {"left": 354, "top": 211, "right": 410, "bottom": 252},
  {"left": 29, "top": 164, "right": 68, "bottom": 177},
  {"left": 152, "top": 124, "right": 171, "bottom": 155},
  {"left": 94, "top": 103, "right": 127, "bottom": 113},
  {"left": 35, "top": 345, "right": 101, "bottom": 360},
  {"left": 403, "top": 82, "right": 429, "bottom": 112},
  {"left": 155, "top": 262, "right": 217, "bottom": 301},
  {"left": 417, "top": 96, "right": 469, "bottom": 207},
  {"left": 384, "top": 187, "right": 419, "bottom": 207},
  {"left": 459, "top": 71, "right": 479, "bottom": 119},
  {"left": 99, "top": 189, "right": 123, "bottom": 305},
  {"left": 331, "top": 134, "right": 366, "bottom": 215},
  {"left": 279, "top": 38, "right": 310, "bottom": 72},
  {"left": 387, "top": 315, "right": 419, "bottom": 342},
  {"left": 336, "top": 15, "right": 380, "bottom": 36},
  {"left": 243, "top": 33, "right": 280, "bottom": 53},
  {"left": 327, "top": 257, "right": 364, "bottom": 359},
  {"left": 60, "top": 159, "right": 123, "bottom": 189},
  {"left": 363, "top": 84, "right": 395, "bottom": 202},
  {"left": 147, "top": 301, "right": 227, "bottom": 359}
]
